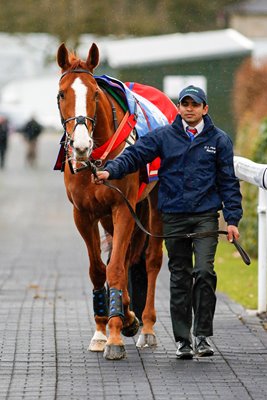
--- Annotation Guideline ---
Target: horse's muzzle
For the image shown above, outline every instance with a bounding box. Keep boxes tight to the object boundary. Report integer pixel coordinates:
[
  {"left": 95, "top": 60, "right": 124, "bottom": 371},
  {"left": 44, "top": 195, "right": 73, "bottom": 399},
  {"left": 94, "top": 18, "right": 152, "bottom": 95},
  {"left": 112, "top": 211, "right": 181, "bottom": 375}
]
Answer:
[{"left": 73, "top": 148, "right": 90, "bottom": 162}]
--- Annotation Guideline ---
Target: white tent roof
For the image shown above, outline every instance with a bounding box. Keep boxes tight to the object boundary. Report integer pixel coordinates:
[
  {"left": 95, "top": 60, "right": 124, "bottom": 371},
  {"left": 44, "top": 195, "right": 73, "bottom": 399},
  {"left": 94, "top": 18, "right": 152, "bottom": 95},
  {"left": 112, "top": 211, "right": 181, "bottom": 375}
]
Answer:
[
  {"left": 97, "top": 29, "right": 253, "bottom": 68},
  {"left": 0, "top": 76, "right": 61, "bottom": 130},
  {"left": 0, "top": 32, "right": 59, "bottom": 89}
]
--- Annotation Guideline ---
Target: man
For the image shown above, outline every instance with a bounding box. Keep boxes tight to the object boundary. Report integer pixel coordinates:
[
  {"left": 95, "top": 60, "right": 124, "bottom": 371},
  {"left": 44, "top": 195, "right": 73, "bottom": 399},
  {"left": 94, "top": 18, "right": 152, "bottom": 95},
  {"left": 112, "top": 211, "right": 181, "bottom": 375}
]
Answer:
[
  {"left": 21, "top": 117, "right": 43, "bottom": 167},
  {"left": 0, "top": 115, "right": 9, "bottom": 169},
  {"left": 93, "top": 85, "right": 242, "bottom": 359}
]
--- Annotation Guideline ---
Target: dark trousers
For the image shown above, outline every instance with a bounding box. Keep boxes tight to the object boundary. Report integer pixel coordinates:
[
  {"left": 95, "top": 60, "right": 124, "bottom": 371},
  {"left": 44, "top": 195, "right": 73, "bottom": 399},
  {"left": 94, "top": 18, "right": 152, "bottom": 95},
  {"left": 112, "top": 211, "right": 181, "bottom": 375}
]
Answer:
[
  {"left": 0, "top": 146, "right": 6, "bottom": 168},
  {"left": 162, "top": 212, "right": 219, "bottom": 342}
]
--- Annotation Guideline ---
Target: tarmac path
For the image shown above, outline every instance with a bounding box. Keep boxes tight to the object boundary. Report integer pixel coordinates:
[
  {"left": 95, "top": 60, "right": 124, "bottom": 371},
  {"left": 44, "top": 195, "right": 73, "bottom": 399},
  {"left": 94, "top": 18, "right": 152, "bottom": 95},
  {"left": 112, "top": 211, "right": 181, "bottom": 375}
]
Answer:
[{"left": 0, "top": 132, "right": 266, "bottom": 400}]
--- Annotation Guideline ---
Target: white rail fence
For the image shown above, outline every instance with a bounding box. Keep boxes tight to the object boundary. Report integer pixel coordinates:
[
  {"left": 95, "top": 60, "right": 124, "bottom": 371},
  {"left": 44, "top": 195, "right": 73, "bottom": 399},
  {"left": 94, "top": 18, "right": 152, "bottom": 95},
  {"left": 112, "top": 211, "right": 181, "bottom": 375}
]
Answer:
[{"left": 234, "top": 156, "right": 267, "bottom": 313}]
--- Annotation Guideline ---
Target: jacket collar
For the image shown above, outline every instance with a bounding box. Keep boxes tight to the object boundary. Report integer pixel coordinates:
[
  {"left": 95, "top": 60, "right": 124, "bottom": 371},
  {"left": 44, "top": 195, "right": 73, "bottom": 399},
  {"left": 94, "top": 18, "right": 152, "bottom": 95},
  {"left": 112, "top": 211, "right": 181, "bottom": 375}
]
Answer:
[{"left": 173, "top": 114, "right": 214, "bottom": 136}]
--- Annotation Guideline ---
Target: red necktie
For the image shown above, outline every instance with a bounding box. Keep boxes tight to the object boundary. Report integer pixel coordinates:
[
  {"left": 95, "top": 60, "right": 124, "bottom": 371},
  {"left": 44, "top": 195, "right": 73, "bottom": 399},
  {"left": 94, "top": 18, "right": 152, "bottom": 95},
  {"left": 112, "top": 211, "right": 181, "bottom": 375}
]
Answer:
[{"left": 186, "top": 127, "right": 197, "bottom": 141}]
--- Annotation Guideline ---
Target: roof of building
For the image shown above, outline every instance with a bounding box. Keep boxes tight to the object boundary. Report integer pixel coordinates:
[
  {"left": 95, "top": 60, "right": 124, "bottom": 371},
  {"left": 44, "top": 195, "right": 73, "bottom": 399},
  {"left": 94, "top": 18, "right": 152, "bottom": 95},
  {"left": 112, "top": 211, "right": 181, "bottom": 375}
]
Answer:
[{"left": 82, "top": 29, "right": 253, "bottom": 68}]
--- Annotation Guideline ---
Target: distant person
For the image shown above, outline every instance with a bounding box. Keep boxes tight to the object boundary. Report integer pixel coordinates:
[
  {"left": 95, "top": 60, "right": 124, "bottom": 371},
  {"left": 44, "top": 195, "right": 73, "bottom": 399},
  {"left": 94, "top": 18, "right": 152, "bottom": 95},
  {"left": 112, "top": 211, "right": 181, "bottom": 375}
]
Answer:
[
  {"left": 21, "top": 117, "right": 43, "bottom": 167},
  {"left": 0, "top": 115, "right": 10, "bottom": 169}
]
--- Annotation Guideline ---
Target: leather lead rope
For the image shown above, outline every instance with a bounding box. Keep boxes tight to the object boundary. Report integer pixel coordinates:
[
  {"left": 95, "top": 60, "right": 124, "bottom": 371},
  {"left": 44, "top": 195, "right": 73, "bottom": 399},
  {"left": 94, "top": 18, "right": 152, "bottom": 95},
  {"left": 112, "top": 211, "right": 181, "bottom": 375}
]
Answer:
[{"left": 101, "top": 180, "right": 251, "bottom": 266}]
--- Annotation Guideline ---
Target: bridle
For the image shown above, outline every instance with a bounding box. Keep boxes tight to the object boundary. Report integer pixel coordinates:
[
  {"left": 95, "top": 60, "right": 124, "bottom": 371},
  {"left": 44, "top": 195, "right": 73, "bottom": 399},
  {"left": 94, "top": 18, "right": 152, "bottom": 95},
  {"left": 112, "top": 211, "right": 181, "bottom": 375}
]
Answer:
[{"left": 57, "top": 69, "right": 99, "bottom": 172}]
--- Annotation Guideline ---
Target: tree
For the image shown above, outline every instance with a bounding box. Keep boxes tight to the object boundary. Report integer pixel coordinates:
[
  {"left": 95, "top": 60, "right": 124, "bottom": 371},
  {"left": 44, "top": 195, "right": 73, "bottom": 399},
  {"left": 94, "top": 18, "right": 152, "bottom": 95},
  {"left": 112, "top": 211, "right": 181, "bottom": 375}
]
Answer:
[{"left": 0, "top": 0, "right": 238, "bottom": 44}]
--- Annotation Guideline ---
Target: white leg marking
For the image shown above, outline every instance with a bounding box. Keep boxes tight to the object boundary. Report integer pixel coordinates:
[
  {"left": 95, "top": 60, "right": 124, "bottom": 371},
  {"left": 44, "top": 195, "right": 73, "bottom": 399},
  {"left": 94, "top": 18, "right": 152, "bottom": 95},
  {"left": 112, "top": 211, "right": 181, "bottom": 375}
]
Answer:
[
  {"left": 92, "top": 331, "right": 108, "bottom": 341},
  {"left": 88, "top": 330, "right": 108, "bottom": 352}
]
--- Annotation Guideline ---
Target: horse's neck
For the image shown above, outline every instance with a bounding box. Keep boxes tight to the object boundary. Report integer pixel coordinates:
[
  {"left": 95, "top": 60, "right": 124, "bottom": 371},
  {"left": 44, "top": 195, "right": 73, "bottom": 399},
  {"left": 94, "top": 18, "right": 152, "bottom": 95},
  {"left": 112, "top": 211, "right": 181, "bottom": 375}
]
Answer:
[{"left": 94, "top": 91, "right": 124, "bottom": 147}]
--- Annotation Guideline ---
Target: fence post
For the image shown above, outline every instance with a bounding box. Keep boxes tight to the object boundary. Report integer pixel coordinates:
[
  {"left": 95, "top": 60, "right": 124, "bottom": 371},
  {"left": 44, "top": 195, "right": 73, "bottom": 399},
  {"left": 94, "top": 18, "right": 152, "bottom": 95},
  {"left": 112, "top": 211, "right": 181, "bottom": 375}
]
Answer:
[{"left": 258, "top": 188, "right": 267, "bottom": 313}]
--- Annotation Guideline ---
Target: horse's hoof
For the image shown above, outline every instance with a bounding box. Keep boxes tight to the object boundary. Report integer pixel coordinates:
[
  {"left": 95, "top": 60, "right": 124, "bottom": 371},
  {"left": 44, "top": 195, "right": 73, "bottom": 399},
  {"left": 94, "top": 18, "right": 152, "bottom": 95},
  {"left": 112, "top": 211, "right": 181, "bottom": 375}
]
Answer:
[
  {"left": 87, "top": 339, "right": 107, "bottom": 352},
  {"left": 136, "top": 333, "right": 157, "bottom": 348},
  {"left": 121, "top": 316, "right": 140, "bottom": 337},
  {"left": 103, "top": 344, "right": 126, "bottom": 360}
]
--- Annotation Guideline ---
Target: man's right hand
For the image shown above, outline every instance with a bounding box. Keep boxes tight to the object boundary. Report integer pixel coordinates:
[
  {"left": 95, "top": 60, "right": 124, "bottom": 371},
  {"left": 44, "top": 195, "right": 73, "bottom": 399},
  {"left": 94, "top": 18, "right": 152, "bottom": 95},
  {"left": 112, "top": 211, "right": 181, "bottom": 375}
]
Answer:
[{"left": 92, "top": 170, "right": 110, "bottom": 184}]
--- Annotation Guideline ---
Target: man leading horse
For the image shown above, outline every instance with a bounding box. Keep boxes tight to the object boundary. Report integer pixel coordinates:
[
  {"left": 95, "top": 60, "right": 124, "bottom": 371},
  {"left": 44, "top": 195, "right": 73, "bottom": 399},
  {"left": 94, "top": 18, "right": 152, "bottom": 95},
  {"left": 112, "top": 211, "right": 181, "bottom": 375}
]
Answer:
[{"left": 94, "top": 85, "right": 243, "bottom": 359}]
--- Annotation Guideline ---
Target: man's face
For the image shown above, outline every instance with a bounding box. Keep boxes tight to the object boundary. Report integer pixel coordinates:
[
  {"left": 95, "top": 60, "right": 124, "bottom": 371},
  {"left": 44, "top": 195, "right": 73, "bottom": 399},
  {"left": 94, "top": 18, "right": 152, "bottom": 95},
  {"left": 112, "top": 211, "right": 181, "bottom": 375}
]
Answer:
[{"left": 178, "top": 96, "right": 209, "bottom": 126}]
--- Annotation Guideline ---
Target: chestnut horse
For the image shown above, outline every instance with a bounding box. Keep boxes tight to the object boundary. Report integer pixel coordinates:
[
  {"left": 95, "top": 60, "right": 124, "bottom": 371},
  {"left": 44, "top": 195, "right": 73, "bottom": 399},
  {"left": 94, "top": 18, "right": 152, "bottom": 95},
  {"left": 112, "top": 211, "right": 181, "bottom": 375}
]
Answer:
[{"left": 56, "top": 43, "right": 169, "bottom": 360}]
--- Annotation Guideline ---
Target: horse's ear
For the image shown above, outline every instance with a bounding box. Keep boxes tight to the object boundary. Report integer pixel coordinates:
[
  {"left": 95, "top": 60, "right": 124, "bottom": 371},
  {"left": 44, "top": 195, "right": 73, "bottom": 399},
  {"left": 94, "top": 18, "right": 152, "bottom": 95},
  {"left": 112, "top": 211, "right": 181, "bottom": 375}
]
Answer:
[
  {"left": 86, "top": 43, "right": 99, "bottom": 71},
  {"left": 57, "top": 43, "right": 71, "bottom": 70}
]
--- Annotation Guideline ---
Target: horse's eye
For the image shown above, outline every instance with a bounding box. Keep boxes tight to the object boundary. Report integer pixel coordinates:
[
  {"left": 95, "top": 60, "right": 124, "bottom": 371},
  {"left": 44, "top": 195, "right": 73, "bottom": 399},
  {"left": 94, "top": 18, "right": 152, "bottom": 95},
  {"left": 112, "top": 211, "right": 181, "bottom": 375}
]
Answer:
[{"left": 59, "top": 91, "right": 64, "bottom": 100}]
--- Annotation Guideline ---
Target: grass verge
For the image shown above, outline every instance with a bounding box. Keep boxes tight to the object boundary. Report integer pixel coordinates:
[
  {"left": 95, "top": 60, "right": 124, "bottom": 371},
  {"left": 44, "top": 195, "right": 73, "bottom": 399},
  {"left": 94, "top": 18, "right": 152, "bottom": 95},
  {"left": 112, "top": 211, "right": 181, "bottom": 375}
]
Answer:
[{"left": 216, "top": 239, "right": 257, "bottom": 310}]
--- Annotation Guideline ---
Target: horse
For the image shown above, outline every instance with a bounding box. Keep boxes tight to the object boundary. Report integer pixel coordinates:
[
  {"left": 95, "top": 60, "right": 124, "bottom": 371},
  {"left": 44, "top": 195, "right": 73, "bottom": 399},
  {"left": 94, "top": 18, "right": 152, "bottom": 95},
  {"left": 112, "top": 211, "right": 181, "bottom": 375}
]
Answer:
[{"left": 56, "top": 42, "right": 176, "bottom": 360}]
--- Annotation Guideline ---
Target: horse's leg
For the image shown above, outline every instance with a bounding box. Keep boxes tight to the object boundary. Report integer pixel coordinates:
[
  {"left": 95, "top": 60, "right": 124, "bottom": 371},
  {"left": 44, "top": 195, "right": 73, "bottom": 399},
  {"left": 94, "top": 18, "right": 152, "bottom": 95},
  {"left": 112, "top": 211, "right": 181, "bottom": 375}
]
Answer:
[
  {"left": 128, "top": 201, "right": 149, "bottom": 321},
  {"left": 136, "top": 188, "right": 163, "bottom": 348},
  {"left": 104, "top": 205, "right": 139, "bottom": 360},
  {"left": 73, "top": 208, "right": 108, "bottom": 352}
]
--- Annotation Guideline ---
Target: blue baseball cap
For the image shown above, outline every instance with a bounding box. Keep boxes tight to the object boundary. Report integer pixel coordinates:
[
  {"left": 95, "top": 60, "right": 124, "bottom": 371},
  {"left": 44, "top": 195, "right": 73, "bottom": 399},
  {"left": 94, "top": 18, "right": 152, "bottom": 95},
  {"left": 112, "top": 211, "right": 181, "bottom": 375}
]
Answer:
[{"left": 178, "top": 85, "right": 207, "bottom": 104}]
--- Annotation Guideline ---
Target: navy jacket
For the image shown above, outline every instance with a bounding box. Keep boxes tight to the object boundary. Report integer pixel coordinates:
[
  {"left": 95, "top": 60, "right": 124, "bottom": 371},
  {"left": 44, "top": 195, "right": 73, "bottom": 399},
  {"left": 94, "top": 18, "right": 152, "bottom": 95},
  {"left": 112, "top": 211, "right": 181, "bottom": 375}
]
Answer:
[{"left": 104, "top": 114, "right": 242, "bottom": 226}]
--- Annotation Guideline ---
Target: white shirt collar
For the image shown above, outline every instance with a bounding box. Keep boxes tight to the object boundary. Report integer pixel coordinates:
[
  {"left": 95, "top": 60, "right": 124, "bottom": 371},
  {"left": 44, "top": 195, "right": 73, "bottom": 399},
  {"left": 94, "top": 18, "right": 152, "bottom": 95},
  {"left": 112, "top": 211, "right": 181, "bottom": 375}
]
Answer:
[{"left": 182, "top": 119, "right": 204, "bottom": 136}]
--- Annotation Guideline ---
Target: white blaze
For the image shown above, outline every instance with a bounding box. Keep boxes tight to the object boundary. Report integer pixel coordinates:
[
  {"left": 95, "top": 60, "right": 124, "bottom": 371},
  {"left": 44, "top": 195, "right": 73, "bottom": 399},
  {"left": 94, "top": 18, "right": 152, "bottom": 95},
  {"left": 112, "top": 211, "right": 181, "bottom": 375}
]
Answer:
[{"left": 71, "top": 77, "right": 93, "bottom": 154}]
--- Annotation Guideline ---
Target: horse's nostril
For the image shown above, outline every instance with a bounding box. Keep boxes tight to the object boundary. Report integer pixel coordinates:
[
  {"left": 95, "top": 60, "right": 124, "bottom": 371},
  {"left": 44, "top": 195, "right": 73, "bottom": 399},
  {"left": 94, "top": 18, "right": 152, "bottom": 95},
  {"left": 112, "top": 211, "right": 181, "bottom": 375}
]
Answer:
[{"left": 75, "top": 145, "right": 89, "bottom": 154}]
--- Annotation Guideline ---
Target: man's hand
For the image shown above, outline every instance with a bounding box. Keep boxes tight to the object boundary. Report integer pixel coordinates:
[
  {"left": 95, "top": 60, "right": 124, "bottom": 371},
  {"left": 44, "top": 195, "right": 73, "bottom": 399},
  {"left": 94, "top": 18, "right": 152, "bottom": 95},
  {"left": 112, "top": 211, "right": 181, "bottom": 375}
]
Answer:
[
  {"left": 91, "top": 170, "right": 110, "bottom": 184},
  {"left": 227, "top": 225, "right": 240, "bottom": 242}
]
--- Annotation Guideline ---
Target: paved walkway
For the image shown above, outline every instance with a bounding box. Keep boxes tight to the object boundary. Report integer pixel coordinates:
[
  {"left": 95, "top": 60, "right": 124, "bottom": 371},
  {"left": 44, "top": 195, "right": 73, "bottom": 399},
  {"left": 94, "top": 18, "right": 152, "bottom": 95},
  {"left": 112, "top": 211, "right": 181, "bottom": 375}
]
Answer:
[{"left": 0, "top": 132, "right": 266, "bottom": 400}]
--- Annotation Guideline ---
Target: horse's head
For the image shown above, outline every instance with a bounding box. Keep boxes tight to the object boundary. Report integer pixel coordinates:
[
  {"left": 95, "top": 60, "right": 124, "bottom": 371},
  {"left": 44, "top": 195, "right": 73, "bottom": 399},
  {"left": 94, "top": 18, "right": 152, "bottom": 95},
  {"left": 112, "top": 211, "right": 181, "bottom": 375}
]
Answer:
[{"left": 57, "top": 43, "right": 100, "bottom": 163}]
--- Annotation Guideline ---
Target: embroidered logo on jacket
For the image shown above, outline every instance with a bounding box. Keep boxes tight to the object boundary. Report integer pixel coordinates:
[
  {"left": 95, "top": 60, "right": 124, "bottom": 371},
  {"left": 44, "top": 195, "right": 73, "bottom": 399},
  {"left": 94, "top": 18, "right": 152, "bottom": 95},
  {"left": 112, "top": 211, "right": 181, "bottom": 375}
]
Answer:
[{"left": 204, "top": 145, "right": 216, "bottom": 154}]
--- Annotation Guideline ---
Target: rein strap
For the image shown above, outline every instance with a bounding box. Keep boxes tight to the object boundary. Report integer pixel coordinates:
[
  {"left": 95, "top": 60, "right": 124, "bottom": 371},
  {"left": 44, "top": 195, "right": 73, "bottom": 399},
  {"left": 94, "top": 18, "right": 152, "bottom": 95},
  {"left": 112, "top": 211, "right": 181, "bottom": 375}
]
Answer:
[
  {"left": 91, "top": 112, "right": 137, "bottom": 161},
  {"left": 101, "top": 180, "right": 251, "bottom": 266},
  {"left": 98, "top": 111, "right": 131, "bottom": 161}
]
